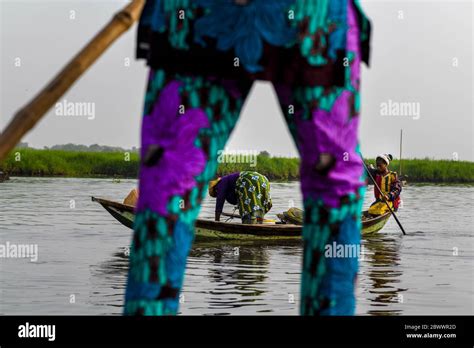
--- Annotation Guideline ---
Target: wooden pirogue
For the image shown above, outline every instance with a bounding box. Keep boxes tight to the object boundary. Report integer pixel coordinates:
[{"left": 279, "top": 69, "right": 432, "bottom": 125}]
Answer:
[{"left": 91, "top": 197, "right": 391, "bottom": 241}]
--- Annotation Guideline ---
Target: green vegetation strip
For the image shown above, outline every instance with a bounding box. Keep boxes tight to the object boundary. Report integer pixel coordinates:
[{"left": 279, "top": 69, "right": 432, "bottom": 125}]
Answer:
[{"left": 1, "top": 149, "right": 473, "bottom": 183}]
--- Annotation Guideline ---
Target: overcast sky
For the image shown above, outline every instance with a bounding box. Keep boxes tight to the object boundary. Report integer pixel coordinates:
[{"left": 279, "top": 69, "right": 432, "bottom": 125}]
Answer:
[{"left": 1, "top": 0, "right": 472, "bottom": 160}]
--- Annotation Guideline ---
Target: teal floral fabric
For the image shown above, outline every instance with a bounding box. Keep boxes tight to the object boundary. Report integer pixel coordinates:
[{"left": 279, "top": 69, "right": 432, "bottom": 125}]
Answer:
[{"left": 137, "top": 0, "right": 371, "bottom": 86}]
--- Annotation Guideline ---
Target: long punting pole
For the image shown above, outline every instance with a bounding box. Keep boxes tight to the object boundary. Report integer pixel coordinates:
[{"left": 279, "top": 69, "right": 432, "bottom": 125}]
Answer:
[
  {"left": 0, "top": 0, "right": 145, "bottom": 162},
  {"left": 399, "top": 129, "right": 403, "bottom": 176}
]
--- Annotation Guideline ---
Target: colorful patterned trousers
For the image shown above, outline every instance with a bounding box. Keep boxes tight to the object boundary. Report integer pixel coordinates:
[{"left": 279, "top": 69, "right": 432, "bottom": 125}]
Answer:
[{"left": 125, "top": 1, "right": 366, "bottom": 316}]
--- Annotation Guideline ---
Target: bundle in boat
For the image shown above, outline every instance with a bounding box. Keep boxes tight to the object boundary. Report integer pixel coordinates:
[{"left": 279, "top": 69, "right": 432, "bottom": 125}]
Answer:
[
  {"left": 277, "top": 208, "right": 304, "bottom": 225},
  {"left": 123, "top": 188, "right": 139, "bottom": 206}
]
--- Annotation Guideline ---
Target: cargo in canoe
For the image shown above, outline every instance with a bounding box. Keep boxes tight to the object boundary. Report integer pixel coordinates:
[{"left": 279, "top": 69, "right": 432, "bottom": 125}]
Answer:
[{"left": 91, "top": 197, "right": 391, "bottom": 241}]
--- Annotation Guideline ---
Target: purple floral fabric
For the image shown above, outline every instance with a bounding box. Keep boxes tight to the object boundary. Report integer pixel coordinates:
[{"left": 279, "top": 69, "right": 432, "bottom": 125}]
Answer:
[
  {"left": 297, "top": 91, "right": 363, "bottom": 207},
  {"left": 296, "top": 0, "right": 363, "bottom": 208},
  {"left": 137, "top": 81, "right": 209, "bottom": 215}
]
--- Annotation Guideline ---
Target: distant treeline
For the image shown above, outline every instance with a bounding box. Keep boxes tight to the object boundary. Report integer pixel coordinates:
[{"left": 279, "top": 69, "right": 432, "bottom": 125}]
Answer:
[
  {"left": 16, "top": 142, "right": 138, "bottom": 153},
  {"left": 1, "top": 148, "right": 473, "bottom": 183}
]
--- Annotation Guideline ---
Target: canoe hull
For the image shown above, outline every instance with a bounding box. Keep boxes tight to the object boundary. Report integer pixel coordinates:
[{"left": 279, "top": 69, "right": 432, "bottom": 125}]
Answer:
[
  {"left": 361, "top": 212, "right": 391, "bottom": 235},
  {"left": 195, "top": 219, "right": 300, "bottom": 241},
  {"left": 92, "top": 197, "right": 391, "bottom": 240},
  {"left": 100, "top": 201, "right": 134, "bottom": 230}
]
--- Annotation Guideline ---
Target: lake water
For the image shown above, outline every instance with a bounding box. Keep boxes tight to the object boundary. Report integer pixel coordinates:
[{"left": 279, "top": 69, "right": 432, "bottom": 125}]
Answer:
[{"left": 0, "top": 178, "right": 473, "bottom": 315}]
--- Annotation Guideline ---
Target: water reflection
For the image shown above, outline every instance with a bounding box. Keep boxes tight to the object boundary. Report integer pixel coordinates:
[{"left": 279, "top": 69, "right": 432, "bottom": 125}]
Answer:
[
  {"left": 187, "top": 244, "right": 270, "bottom": 314},
  {"left": 92, "top": 235, "right": 408, "bottom": 315},
  {"left": 361, "top": 234, "right": 407, "bottom": 315},
  {"left": 88, "top": 229, "right": 418, "bottom": 316},
  {"left": 90, "top": 250, "right": 128, "bottom": 314}
]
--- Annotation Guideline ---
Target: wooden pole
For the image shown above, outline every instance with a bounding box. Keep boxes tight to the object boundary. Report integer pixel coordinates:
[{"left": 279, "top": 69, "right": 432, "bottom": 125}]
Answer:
[
  {"left": 0, "top": 0, "right": 145, "bottom": 161},
  {"left": 399, "top": 129, "right": 403, "bottom": 176}
]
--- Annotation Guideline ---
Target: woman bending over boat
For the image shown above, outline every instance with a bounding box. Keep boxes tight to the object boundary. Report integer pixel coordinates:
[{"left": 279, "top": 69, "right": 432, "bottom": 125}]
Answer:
[
  {"left": 209, "top": 172, "right": 272, "bottom": 224},
  {"left": 366, "top": 154, "right": 402, "bottom": 216}
]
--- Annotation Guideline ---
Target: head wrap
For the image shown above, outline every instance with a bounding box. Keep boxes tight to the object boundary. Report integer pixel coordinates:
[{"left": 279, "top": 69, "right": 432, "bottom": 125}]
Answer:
[
  {"left": 208, "top": 178, "right": 221, "bottom": 197},
  {"left": 376, "top": 154, "right": 392, "bottom": 165}
]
